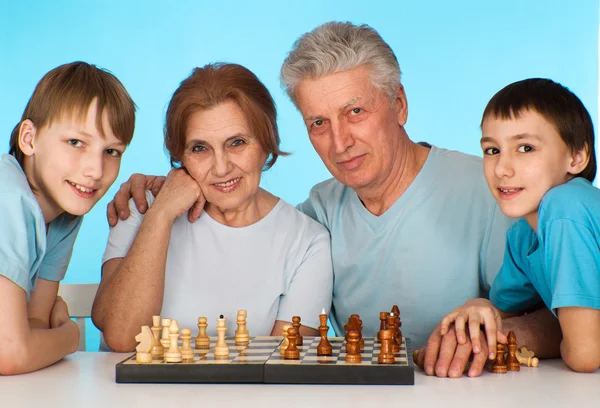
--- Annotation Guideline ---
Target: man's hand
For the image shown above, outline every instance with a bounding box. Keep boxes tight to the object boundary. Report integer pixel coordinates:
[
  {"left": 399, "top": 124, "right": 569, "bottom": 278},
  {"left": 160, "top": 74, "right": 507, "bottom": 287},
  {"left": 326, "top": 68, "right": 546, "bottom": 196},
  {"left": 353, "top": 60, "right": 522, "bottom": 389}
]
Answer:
[
  {"left": 49, "top": 296, "right": 71, "bottom": 329},
  {"left": 107, "top": 174, "right": 165, "bottom": 226},
  {"left": 415, "top": 323, "right": 490, "bottom": 378}
]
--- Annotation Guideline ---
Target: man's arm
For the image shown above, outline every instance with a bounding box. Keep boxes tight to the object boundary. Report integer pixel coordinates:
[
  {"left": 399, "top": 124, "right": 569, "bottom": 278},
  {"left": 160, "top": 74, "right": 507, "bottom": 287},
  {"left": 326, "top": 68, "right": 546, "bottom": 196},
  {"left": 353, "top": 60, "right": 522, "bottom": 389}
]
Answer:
[{"left": 0, "top": 276, "right": 79, "bottom": 375}]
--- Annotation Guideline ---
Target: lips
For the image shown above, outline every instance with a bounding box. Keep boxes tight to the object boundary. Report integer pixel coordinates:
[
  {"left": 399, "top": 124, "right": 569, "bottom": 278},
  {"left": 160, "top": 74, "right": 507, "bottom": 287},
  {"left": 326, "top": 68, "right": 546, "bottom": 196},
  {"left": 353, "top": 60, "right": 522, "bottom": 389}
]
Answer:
[
  {"left": 67, "top": 181, "right": 97, "bottom": 199},
  {"left": 212, "top": 177, "right": 241, "bottom": 193},
  {"left": 337, "top": 154, "right": 366, "bottom": 171},
  {"left": 497, "top": 186, "right": 523, "bottom": 200}
]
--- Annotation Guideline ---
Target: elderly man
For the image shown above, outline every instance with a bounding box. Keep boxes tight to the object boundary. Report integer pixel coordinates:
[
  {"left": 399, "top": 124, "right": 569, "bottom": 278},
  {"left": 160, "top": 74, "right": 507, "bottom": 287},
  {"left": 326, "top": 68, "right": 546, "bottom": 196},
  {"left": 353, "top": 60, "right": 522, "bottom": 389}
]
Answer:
[{"left": 105, "top": 22, "right": 562, "bottom": 377}]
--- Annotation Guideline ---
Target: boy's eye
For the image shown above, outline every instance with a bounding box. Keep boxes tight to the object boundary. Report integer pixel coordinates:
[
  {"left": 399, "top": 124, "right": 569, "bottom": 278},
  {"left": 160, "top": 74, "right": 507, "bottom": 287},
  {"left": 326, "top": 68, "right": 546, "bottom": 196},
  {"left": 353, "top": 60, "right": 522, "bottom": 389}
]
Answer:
[
  {"left": 105, "top": 149, "right": 121, "bottom": 158},
  {"left": 517, "top": 145, "right": 533, "bottom": 153},
  {"left": 68, "top": 139, "right": 83, "bottom": 147},
  {"left": 483, "top": 147, "right": 499, "bottom": 155}
]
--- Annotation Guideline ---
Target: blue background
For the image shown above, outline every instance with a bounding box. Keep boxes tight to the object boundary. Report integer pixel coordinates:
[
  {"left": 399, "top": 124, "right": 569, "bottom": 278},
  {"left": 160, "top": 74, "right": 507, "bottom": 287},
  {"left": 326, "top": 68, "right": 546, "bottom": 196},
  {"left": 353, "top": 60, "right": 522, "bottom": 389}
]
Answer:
[{"left": 1, "top": 0, "right": 598, "bottom": 350}]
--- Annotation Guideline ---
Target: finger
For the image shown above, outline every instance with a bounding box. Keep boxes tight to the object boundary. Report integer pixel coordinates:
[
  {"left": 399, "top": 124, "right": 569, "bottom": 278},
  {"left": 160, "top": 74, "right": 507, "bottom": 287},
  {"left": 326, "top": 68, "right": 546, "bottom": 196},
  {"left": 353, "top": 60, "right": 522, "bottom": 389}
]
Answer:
[
  {"left": 468, "top": 341, "right": 489, "bottom": 377},
  {"left": 131, "top": 174, "right": 150, "bottom": 213},
  {"left": 188, "top": 195, "right": 206, "bottom": 223},
  {"left": 495, "top": 316, "right": 508, "bottom": 344},
  {"left": 423, "top": 327, "right": 443, "bottom": 376},
  {"left": 448, "top": 342, "right": 472, "bottom": 378},
  {"left": 150, "top": 176, "right": 167, "bottom": 197},
  {"left": 440, "top": 312, "right": 457, "bottom": 336},
  {"left": 412, "top": 347, "right": 425, "bottom": 369},
  {"left": 482, "top": 314, "right": 498, "bottom": 359},
  {"left": 115, "top": 182, "right": 132, "bottom": 220},
  {"left": 107, "top": 199, "right": 119, "bottom": 227},
  {"left": 468, "top": 317, "right": 483, "bottom": 354},
  {"left": 434, "top": 328, "right": 458, "bottom": 377},
  {"left": 455, "top": 314, "right": 467, "bottom": 344}
]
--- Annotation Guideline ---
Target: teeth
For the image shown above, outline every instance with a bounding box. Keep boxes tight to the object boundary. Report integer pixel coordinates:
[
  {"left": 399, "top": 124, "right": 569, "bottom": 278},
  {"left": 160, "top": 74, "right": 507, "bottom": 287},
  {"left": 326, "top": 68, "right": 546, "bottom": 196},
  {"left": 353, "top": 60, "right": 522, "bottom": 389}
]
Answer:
[
  {"left": 215, "top": 178, "right": 240, "bottom": 187},
  {"left": 500, "top": 188, "right": 520, "bottom": 193},
  {"left": 69, "top": 181, "right": 94, "bottom": 193}
]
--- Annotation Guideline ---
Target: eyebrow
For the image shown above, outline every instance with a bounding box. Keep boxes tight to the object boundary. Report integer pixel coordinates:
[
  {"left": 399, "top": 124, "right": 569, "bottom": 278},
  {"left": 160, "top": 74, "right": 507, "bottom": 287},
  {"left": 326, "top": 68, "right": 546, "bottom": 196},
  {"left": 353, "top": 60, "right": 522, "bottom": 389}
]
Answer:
[
  {"left": 480, "top": 133, "right": 543, "bottom": 144},
  {"left": 303, "top": 97, "right": 363, "bottom": 121}
]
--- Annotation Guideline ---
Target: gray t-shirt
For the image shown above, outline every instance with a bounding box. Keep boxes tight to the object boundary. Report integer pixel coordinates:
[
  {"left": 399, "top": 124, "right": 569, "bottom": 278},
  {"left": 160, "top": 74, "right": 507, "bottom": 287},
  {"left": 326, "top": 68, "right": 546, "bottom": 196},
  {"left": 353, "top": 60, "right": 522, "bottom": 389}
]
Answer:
[{"left": 103, "top": 192, "right": 333, "bottom": 335}]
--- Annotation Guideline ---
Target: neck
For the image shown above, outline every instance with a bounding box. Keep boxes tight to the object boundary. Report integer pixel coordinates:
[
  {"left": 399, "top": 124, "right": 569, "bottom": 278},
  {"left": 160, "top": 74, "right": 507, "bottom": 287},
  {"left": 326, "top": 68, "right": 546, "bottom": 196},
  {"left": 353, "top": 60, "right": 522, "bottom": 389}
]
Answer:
[
  {"left": 356, "top": 139, "right": 429, "bottom": 216},
  {"left": 23, "top": 158, "right": 62, "bottom": 224},
  {"left": 524, "top": 213, "right": 538, "bottom": 232},
  {"left": 205, "top": 189, "right": 278, "bottom": 227}
]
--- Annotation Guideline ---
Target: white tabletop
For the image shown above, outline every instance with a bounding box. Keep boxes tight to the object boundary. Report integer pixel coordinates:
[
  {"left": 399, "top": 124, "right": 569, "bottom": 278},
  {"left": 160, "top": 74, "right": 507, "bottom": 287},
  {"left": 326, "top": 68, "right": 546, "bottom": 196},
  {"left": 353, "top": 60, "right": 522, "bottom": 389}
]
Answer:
[{"left": 1, "top": 352, "right": 598, "bottom": 407}]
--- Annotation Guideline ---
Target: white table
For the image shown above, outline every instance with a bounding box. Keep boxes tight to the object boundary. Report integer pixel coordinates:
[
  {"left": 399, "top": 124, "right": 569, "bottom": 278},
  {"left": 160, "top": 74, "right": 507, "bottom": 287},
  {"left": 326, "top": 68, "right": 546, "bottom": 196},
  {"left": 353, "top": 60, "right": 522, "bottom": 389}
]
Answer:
[{"left": 1, "top": 352, "right": 598, "bottom": 407}]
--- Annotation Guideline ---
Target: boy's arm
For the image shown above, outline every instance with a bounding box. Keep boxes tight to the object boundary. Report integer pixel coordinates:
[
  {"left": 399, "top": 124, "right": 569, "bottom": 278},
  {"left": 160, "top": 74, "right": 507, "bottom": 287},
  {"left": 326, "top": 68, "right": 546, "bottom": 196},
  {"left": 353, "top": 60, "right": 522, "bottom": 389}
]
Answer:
[
  {"left": 27, "top": 278, "right": 60, "bottom": 329},
  {"left": 558, "top": 307, "right": 600, "bottom": 372},
  {"left": 0, "top": 276, "right": 78, "bottom": 375}
]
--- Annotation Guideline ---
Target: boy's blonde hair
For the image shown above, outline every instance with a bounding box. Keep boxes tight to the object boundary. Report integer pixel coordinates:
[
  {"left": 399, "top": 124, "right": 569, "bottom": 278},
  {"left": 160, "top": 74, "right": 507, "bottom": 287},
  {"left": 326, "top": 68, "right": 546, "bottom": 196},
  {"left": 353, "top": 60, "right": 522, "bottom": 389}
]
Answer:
[{"left": 9, "top": 61, "right": 136, "bottom": 165}]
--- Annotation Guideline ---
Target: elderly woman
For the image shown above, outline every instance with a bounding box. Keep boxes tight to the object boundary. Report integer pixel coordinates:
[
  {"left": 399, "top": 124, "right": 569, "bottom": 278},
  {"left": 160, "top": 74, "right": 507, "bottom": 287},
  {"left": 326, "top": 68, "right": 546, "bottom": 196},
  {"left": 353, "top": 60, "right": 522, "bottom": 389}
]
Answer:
[{"left": 91, "top": 63, "right": 333, "bottom": 352}]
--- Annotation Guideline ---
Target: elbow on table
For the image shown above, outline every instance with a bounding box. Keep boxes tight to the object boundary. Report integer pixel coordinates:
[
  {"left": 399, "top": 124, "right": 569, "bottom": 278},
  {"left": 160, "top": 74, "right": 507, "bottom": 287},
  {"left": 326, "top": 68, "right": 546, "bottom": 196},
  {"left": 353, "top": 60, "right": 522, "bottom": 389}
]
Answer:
[
  {"left": 102, "top": 326, "right": 137, "bottom": 353},
  {"left": 0, "top": 341, "right": 29, "bottom": 375},
  {"left": 562, "top": 349, "right": 600, "bottom": 373}
]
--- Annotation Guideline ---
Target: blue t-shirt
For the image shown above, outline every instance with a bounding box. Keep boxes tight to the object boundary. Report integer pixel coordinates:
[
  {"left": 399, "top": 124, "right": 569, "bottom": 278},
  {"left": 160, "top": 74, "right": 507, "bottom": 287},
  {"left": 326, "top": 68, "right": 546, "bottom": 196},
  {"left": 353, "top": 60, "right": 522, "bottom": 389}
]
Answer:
[
  {"left": 491, "top": 177, "right": 600, "bottom": 314},
  {"left": 297, "top": 146, "right": 514, "bottom": 348},
  {"left": 0, "top": 154, "right": 82, "bottom": 298}
]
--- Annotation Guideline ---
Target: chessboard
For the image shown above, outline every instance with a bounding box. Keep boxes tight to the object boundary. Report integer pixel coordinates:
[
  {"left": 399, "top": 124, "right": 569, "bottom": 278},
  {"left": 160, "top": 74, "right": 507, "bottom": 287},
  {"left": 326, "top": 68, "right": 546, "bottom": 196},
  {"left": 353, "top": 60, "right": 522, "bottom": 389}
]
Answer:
[{"left": 116, "top": 336, "right": 414, "bottom": 385}]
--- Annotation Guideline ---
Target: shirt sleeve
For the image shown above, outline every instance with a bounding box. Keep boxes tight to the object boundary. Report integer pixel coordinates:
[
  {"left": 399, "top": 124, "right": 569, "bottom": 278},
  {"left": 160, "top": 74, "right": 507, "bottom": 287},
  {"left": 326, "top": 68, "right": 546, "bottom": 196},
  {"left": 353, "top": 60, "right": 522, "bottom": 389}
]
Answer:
[
  {"left": 490, "top": 232, "right": 542, "bottom": 313},
  {"left": 541, "top": 219, "right": 600, "bottom": 311},
  {"left": 102, "top": 190, "right": 154, "bottom": 265},
  {"left": 0, "top": 193, "right": 45, "bottom": 293},
  {"left": 276, "top": 229, "right": 333, "bottom": 330},
  {"left": 37, "top": 215, "right": 83, "bottom": 282}
]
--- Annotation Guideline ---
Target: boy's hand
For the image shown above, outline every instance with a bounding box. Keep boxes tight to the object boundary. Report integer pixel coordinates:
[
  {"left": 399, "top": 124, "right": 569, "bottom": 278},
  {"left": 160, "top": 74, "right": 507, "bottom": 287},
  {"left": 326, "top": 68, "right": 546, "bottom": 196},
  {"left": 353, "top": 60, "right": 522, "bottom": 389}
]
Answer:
[
  {"left": 49, "top": 296, "right": 71, "bottom": 328},
  {"left": 150, "top": 169, "right": 205, "bottom": 222},
  {"left": 440, "top": 298, "right": 507, "bottom": 359},
  {"left": 107, "top": 174, "right": 166, "bottom": 226}
]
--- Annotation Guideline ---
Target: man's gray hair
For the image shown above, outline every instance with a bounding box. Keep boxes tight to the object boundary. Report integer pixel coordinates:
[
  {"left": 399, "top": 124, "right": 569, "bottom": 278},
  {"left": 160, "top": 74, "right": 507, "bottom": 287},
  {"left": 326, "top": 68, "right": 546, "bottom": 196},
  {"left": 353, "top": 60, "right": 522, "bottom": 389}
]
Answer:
[{"left": 280, "top": 21, "right": 401, "bottom": 104}]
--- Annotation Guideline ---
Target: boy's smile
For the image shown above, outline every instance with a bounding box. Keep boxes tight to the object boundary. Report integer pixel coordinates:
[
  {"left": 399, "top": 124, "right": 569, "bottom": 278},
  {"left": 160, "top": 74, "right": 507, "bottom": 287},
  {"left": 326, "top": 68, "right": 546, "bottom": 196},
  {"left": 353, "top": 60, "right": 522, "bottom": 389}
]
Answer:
[{"left": 480, "top": 110, "right": 577, "bottom": 231}]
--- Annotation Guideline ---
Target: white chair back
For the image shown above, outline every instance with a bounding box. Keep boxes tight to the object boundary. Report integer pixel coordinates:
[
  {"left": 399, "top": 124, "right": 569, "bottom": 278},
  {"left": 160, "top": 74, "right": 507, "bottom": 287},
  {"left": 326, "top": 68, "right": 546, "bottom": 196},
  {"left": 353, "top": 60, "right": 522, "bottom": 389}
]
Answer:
[{"left": 58, "top": 283, "right": 99, "bottom": 351}]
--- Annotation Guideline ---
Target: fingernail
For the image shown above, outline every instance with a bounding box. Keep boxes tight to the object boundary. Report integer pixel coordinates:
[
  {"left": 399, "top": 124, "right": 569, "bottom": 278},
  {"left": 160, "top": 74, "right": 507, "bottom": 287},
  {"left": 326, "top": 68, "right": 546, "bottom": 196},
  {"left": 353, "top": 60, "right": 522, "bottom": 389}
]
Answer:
[
  {"left": 140, "top": 205, "right": 145, "bottom": 212},
  {"left": 120, "top": 211, "right": 125, "bottom": 219},
  {"left": 473, "top": 345, "right": 480, "bottom": 353},
  {"left": 449, "top": 369, "right": 458, "bottom": 377},
  {"left": 489, "top": 353, "right": 495, "bottom": 359},
  {"left": 425, "top": 365, "right": 433, "bottom": 375}
]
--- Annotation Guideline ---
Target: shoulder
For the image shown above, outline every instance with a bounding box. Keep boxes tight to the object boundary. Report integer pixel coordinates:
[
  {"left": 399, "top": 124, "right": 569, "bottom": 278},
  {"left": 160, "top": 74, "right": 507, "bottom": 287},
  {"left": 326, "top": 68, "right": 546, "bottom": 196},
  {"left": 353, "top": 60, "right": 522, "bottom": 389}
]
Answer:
[
  {"left": 277, "top": 200, "right": 330, "bottom": 237},
  {"left": 539, "top": 178, "right": 600, "bottom": 223},
  {"left": 505, "top": 218, "right": 536, "bottom": 254},
  {"left": 425, "top": 146, "right": 490, "bottom": 192},
  {"left": 306, "top": 177, "right": 350, "bottom": 204}
]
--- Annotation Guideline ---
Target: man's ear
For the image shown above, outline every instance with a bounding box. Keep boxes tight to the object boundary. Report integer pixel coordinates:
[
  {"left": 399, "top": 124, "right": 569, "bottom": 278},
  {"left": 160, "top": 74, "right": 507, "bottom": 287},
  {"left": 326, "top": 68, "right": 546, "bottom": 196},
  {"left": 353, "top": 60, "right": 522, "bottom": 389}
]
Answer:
[
  {"left": 394, "top": 84, "right": 409, "bottom": 127},
  {"left": 18, "top": 120, "right": 37, "bottom": 156},
  {"left": 568, "top": 144, "right": 590, "bottom": 176}
]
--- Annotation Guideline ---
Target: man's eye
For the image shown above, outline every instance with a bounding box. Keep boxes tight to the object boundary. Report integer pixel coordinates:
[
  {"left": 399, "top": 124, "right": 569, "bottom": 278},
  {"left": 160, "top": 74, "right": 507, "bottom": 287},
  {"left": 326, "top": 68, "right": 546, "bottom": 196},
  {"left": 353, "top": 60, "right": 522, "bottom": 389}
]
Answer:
[
  {"left": 483, "top": 147, "right": 499, "bottom": 155},
  {"left": 313, "top": 119, "right": 324, "bottom": 127},
  {"left": 517, "top": 145, "right": 533, "bottom": 153},
  {"left": 68, "top": 139, "right": 83, "bottom": 147},
  {"left": 351, "top": 108, "right": 361, "bottom": 114}
]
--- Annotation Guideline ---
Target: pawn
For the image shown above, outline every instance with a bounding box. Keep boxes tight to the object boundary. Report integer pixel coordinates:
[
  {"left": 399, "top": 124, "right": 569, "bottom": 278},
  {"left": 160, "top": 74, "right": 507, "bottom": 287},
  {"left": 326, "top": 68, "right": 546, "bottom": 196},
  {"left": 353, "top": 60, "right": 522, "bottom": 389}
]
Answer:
[
  {"left": 377, "top": 329, "right": 395, "bottom": 364},
  {"left": 345, "top": 330, "right": 361, "bottom": 363},
  {"left": 180, "top": 328, "right": 194, "bottom": 362},
  {"left": 195, "top": 317, "right": 210, "bottom": 350},
  {"left": 160, "top": 318, "right": 172, "bottom": 349},
  {"left": 164, "top": 320, "right": 182, "bottom": 363},
  {"left": 135, "top": 325, "right": 154, "bottom": 364},
  {"left": 150, "top": 315, "right": 164, "bottom": 361},
  {"left": 235, "top": 310, "right": 249, "bottom": 345},
  {"left": 492, "top": 343, "right": 508, "bottom": 373},
  {"left": 284, "top": 327, "right": 300, "bottom": 360},
  {"left": 292, "top": 316, "right": 303, "bottom": 346},
  {"left": 506, "top": 331, "right": 520, "bottom": 371},
  {"left": 280, "top": 324, "right": 290, "bottom": 355}
]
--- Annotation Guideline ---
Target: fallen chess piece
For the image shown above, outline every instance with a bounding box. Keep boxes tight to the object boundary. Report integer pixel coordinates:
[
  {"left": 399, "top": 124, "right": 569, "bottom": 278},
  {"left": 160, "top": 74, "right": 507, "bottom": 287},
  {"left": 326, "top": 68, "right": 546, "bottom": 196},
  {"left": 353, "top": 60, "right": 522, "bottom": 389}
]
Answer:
[{"left": 516, "top": 346, "right": 539, "bottom": 367}]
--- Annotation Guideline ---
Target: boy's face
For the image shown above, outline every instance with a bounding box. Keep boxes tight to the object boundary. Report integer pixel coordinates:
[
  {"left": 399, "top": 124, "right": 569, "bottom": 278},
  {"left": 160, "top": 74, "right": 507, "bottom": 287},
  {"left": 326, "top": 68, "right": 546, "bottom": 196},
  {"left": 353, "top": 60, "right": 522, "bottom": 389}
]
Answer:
[
  {"left": 23, "top": 99, "right": 126, "bottom": 221},
  {"left": 480, "top": 110, "right": 576, "bottom": 229}
]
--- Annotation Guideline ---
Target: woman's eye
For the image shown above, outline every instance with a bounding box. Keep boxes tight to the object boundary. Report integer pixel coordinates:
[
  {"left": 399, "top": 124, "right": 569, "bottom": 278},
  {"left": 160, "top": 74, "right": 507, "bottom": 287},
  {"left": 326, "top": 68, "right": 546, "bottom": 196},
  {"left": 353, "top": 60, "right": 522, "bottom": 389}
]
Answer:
[
  {"left": 231, "top": 139, "right": 246, "bottom": 147},
  {"left": 192, "top": 145, "right": 206, "bottom": 152}
]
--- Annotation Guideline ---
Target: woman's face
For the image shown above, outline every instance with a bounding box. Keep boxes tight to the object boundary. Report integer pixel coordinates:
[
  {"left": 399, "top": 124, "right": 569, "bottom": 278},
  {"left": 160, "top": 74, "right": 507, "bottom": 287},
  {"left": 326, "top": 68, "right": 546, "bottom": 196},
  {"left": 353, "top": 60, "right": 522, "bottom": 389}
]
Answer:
[{"left": 181, "top": 99, "right": 268, "bottom": 212}]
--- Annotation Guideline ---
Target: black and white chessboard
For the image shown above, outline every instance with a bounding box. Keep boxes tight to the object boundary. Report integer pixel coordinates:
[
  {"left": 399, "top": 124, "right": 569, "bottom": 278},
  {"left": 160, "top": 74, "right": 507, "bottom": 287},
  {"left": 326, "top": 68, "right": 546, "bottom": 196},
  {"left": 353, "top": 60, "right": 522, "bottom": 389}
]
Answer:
[{"left": 116, "top": 336, "right": 414, "bottom": 385}]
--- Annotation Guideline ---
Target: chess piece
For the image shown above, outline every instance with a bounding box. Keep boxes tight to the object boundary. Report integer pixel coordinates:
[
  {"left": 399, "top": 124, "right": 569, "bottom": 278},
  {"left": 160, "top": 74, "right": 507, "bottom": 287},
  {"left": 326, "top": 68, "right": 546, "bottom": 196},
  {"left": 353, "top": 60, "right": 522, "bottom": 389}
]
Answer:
[
  {"left": 135, "top": 325, "right": 154, "bottom": 363},
  {"left": 160, "top": 318, "right": 172, "bottom": 349},
  {"left": 280, "top": 324, "right": 290, "bottom": 355},
  {"left": 292, "top": 316, "right": 303, "bottom": 346},
  {"left": 377, "top": 312, "right": 389, "bottom": 341},
  {"left": 317, "top": 313, "right": 333, "bottom": 356},
  {"left": 180, "top": 328, "right": 194, "bottom": 362},
  {"left": 378, "top": 329, "right": 395, "bottom": 364},
  {"left": 506, "top": 331, "right": 520, "bottom": 371},
  {"left": 516, "top": 346, "right": 539, "bottom": 368},
  {"left": 492, "top": 343, "right": 508, "bottom": 373},
  {"left": 235, "top": 310, "right": 249, "bottom": 345},
  {"left": 284, "top": 327, "right": 300, "bottom": 360},
  {"left": 195, "top": 317, "right": 210, "bottom": 350},
  {"left": 151, "top": 315, "right": 164, "bottom": 361},
  {"left": 386, "top": 314, "right": 400, "bottom": 354},
  {"left": 350, "top": 314, "right": 364, "bottom": 351},
  {"left": 345, "top": 330, "right": 361, "bottom": 363},
  {"left": 164, "top": 320, "right": 183, "bottom": 363},
  {"left": 214, "top": 315, "right": 229, "bottom": 358},
  {"left": 391, "top": 305, "right": 402, "bottom": 342}
]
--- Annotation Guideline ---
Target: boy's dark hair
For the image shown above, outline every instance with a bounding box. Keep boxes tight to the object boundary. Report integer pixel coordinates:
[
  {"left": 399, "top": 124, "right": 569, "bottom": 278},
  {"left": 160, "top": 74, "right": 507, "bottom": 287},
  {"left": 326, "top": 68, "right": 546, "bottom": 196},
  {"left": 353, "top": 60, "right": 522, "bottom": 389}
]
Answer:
[
  {"left": 481, "top": 78, "right": 596, "bottom": 182},
  {"left": 9, "top": 61, "right": 136, "bottom": 165}
]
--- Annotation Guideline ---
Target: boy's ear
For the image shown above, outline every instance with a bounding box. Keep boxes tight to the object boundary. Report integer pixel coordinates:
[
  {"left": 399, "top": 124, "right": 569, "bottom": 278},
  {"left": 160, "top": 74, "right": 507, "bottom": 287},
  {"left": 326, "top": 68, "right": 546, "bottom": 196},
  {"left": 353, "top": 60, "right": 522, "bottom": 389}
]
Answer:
[
  {"left": 18, "top": 120, "right": 37, "bottom": 156},
  {"left": 568, "top": 144, "right": 590, "bottom": 176}
]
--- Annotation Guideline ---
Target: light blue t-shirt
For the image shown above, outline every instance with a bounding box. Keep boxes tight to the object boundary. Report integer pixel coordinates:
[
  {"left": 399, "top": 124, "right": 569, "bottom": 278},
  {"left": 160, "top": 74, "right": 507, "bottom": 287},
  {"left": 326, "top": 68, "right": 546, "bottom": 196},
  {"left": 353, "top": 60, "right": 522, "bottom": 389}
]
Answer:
[
  {"left": 297, "top": 145, "right": 514, "bottom": 348},
  {"left": 490, "top": 178, "right": 600, "bottom": 315},
  {"left": 0, "top": 154, "right": 82, "bottom": 298}
]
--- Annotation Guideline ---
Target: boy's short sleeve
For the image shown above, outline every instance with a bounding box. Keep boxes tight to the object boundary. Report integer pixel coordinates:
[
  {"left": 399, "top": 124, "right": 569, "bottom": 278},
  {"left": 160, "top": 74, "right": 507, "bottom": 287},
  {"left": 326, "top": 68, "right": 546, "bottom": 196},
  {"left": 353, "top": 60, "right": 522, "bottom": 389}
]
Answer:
[
  {"left": 37, "top": 215, "right": 83, "bottom": 282},
  {"left": 542, "top": 219, "right": 600, "bottom": 311},
  {"left": 490, "top": 225, "right": 542, "bottom": 312},
  {"left": 0, "top": 193, "right": 46, "bottom": 293}
]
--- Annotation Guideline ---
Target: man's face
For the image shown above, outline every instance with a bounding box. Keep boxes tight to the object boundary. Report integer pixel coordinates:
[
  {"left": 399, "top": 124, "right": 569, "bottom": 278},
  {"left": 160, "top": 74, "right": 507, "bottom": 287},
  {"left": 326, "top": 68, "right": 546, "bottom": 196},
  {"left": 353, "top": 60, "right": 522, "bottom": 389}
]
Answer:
[{"left": 294, "top": 66, "right": 407, "bottom": 192}]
